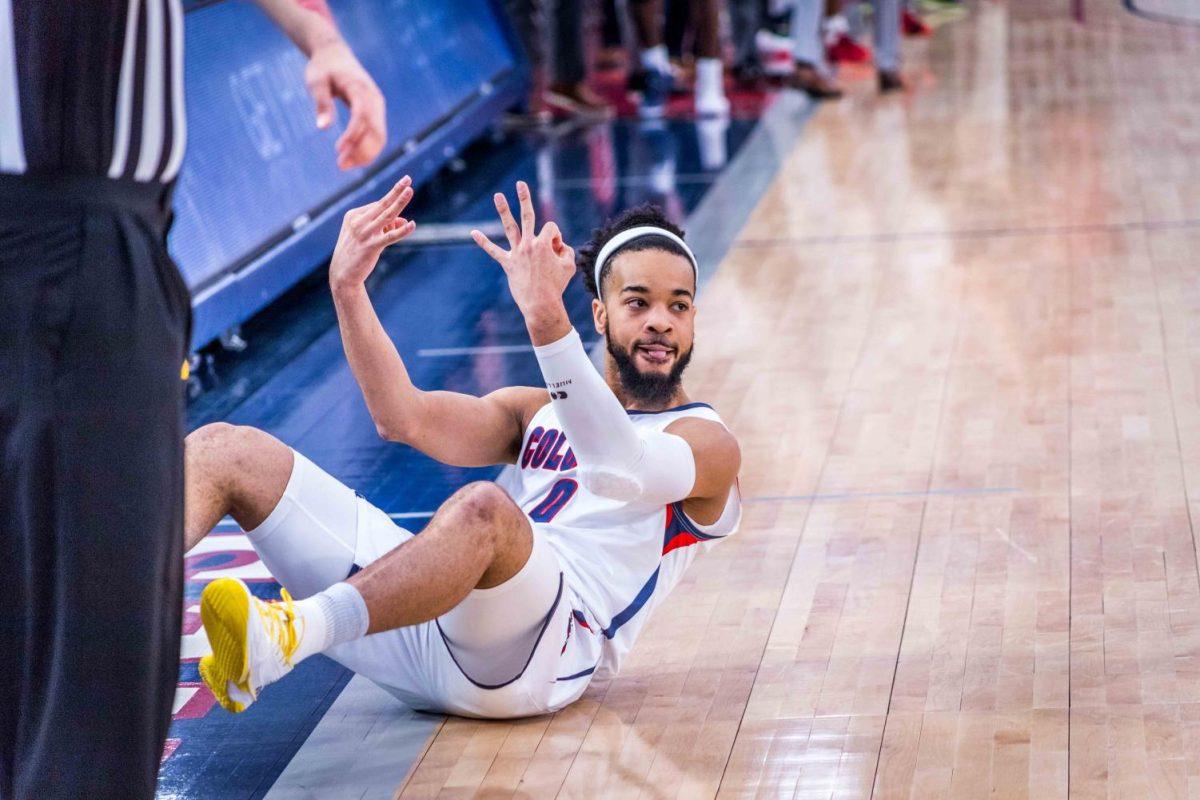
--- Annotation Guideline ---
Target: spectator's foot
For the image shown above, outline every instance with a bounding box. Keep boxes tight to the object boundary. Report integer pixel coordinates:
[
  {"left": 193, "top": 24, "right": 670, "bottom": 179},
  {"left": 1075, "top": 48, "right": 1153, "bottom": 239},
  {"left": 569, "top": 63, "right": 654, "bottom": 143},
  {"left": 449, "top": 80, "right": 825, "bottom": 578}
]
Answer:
[
  {"left": 639, "top": 68, "right": 674, "bottom": 118},
  {"left": 669, "top": 59, "right": 694, "bottom": 94},
  {"left": 879, "top": 69, "right": 905, "bottom": 93},
  {"left": 501, "top": 107, "right": 554, "bottom": 129},
  {"left": 827, "top": 33, "right": 872, "bottom": 64},
  {"left": 694, "top": 58, "right": 730, "bottom": 118},
  {"left": 696, "top": 91, "right": 731, "bottom": 118},
  {"left": 502, "top": 87, "right": 554, "bottom": 129},
  {"left": 732, "top": 62, "right": 767, "bottom": 89},
  {"left": 596, "top": 46, "right": 627, "bottom": 71},
  {"left": 545, "top": 83, "right": 614, "bottom": 121},
  {"left": 902, "top": 9, "right": 932, "bottom": 36},
  {"left": 790, "top": 63, "right": 844, "bottom": 100},
  {"left": 756, "top": 29, "right": 795, "bottom": 77}
]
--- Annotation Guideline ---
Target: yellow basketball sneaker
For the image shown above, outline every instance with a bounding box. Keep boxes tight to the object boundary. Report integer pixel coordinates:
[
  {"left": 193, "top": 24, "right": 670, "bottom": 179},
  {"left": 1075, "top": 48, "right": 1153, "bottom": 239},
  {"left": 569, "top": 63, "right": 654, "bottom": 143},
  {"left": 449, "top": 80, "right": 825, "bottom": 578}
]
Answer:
[{"left": 199, "top": 577, "right": 302, "bottom": 713}]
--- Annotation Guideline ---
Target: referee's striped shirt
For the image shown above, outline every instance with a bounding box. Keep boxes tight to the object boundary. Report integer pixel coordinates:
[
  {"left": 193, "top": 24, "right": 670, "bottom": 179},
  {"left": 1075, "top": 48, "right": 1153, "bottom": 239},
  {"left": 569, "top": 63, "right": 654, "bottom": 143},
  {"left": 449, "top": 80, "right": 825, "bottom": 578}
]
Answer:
[{"left": 0, "top": 0, "right": 186, "bottom": 184}]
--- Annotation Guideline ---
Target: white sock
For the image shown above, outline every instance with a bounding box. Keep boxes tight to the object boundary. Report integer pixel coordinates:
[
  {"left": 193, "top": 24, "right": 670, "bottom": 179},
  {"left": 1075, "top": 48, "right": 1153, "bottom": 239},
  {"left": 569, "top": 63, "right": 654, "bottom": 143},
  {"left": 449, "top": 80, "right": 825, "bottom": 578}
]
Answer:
[
  {"left": 640, "top": 44, "right": 670, "bottom": 75},
  {"left": 291, "top": 582, "right": 369, "bottom": 662},
  {"left": 823, "top": 13, "right": 849, "bottom": 45},
  {"left": 696, "top": 58, "right": 725, "bottom": 99}
]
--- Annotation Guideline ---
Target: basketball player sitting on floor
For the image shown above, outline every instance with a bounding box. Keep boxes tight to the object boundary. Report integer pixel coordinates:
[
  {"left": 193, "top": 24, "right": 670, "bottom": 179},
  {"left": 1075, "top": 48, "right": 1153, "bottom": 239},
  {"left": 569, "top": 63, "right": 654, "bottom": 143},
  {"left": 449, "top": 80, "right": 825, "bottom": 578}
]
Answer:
[{"left": 188, "top": 177, "right": 741, "bottom": 718}]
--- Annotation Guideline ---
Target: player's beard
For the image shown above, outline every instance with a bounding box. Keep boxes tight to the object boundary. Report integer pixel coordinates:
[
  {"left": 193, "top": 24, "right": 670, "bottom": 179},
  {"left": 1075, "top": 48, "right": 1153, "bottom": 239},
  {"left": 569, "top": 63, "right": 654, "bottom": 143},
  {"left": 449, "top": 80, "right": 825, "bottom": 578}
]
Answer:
[{"left": 606, "top": 322, "right": 693, "bottom": 407}]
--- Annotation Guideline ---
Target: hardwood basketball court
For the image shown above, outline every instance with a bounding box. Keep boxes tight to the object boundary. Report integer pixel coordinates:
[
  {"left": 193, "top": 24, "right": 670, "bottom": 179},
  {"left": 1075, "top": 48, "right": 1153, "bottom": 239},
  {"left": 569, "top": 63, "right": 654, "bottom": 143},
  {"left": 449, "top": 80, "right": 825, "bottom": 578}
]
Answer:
[{"left": 393, "top": 3, "right": 1200, "bottom": 797}]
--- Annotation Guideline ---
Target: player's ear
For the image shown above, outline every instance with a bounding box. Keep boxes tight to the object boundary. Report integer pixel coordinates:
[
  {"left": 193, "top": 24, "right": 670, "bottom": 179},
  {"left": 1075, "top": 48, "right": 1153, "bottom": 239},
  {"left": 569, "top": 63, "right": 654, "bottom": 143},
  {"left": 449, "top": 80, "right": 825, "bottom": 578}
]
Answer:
[{"left": 592, "top": 298, "right": 606, "bottom": 337}]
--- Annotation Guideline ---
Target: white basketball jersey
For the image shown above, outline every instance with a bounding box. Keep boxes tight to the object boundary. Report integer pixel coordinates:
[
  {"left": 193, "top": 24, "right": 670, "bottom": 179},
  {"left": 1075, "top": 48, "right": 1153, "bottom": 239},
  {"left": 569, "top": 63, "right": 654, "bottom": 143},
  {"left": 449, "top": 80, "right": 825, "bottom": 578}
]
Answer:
[{"left": 495, "top": 400, "right": 742, "bottom": 704}]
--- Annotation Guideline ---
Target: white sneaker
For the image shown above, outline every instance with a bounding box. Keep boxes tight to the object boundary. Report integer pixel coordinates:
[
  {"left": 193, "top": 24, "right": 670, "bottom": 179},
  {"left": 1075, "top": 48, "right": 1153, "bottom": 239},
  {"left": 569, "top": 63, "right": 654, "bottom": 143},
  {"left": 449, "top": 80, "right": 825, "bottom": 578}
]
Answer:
[
  {"left": 696, "top": 91, "right": 731, "bottom": 118},
  {"left": 199, "top": 578, "right": 302, "bottom": 713},
  {"left": 756, "top": 30, "right": 795, "bottom": 78}
]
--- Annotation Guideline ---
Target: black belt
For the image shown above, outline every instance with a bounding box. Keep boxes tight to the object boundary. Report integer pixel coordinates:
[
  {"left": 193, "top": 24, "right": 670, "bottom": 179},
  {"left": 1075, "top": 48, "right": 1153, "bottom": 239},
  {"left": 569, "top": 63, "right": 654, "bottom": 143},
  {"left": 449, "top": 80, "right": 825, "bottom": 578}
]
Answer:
[{"left": 0, "top": 173, "right": 172, "bottom": 236}]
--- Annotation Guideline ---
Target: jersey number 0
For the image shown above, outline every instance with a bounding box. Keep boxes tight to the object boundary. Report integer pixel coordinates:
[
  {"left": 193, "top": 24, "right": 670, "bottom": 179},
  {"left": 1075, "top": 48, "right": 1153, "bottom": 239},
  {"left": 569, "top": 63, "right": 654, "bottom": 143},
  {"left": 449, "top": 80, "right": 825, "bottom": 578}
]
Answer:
[{"left": 529, "top": 478, "right": 579, "bottom": 523}]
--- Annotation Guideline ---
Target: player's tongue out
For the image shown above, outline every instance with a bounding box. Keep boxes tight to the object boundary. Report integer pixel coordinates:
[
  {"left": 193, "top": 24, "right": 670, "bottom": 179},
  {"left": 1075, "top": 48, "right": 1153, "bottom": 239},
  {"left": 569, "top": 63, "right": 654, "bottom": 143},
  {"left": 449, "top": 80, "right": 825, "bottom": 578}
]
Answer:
[{"left": 636, "top": 343, "right": 674, "bottom": 365}]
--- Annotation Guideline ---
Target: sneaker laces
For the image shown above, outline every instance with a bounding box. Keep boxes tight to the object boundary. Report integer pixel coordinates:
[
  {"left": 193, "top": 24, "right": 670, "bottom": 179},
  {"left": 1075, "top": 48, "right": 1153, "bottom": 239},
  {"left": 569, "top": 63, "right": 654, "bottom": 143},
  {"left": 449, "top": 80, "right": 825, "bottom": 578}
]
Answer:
[{"left": 257, "top": 588, "right": 302, "bottom": 666}]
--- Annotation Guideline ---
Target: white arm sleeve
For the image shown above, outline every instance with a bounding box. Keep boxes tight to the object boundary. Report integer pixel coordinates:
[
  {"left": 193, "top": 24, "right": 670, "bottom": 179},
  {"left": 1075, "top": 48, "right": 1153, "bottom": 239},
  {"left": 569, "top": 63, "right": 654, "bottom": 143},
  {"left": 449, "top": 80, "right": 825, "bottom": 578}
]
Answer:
[{"left": 533, "top": 329, "right": 696, "bottom": 504}]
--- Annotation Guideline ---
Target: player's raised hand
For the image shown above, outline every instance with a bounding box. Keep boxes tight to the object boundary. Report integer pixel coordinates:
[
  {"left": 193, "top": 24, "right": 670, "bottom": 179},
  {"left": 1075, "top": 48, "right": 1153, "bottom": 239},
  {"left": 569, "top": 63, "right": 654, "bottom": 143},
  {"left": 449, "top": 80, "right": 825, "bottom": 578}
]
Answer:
[
  {"left": 471, "top": 181, "right": 575, "bottom": 326},
  {"left": 329, "top": 177, "right": 416, "bottom": 293}
]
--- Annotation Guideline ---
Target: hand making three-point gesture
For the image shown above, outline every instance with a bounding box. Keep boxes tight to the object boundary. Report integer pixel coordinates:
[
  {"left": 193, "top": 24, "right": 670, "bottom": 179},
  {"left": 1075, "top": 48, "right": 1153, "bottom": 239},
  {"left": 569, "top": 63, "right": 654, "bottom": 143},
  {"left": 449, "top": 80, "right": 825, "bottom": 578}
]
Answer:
[
  {"left": 472, "top": 181, "right": 576, "bottom": 345},
  {"left": 329, "top": 176, "right": 417, "bottom": 293}
]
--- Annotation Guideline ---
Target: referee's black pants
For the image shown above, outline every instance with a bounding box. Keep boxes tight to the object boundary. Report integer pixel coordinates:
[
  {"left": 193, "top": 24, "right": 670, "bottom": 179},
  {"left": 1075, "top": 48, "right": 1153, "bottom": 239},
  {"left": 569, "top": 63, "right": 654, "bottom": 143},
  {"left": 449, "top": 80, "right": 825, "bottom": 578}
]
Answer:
[{"left": 0, "top": 175, "right": 189, "bottom": 799}]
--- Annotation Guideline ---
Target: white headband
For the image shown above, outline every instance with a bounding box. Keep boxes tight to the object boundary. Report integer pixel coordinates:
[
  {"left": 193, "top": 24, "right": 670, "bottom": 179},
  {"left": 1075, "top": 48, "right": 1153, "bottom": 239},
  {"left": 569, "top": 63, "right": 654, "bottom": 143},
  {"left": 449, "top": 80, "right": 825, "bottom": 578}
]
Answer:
[{"left": 593, "top": 226, "right": 699, "bottom": 300}]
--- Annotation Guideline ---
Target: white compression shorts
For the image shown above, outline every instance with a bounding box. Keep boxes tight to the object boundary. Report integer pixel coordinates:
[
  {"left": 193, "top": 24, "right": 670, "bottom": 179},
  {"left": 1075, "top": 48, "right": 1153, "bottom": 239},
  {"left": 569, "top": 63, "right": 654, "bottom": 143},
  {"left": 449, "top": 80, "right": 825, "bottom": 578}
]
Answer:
[{"left": 240, "top": 450, "right": 578, "bottom": 718}]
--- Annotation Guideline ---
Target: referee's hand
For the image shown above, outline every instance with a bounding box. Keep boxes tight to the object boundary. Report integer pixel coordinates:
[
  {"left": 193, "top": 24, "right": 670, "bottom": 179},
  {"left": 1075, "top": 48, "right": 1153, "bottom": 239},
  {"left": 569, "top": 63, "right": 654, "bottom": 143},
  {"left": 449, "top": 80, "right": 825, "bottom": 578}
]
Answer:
[{"left": 306, "top": 40, "right": 387, "bottom": 171}]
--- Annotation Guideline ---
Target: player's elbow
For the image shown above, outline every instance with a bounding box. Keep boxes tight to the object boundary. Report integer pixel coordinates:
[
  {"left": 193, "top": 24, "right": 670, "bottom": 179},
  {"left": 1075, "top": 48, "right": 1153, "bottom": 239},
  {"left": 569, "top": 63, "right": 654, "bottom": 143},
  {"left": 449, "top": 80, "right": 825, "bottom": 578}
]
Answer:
[
  {"left": 373, "top": 415, "right": 410, "bottom": 443},
  {"left": 372, "top": 392, "right": 429, "bottom": 443},
  {"left": 709, "top": 434, "right": 742, "bottom": 489},
  {"left": 724, "top": 437, "right": 743, "bottom": 478}
]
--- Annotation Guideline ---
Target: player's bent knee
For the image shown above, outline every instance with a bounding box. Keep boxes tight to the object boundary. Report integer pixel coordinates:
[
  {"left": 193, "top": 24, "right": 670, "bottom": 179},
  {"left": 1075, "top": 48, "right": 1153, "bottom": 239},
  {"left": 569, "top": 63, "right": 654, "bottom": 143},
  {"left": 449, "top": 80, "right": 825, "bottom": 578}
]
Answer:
[
  {"left": 189, "top": 423, "right": 293, "bottom": 522},
  {"left": 447, "top": 481, "right": 529, "bottom": 553},
  {"left": 187, "top": 421, "right": 237, "bottom": 453},
  {"left": 449, "top": 481, "right": 518, "bottom": 523},
  {"left": 190, "top": 423, "right": 285, "bottom": 475}
]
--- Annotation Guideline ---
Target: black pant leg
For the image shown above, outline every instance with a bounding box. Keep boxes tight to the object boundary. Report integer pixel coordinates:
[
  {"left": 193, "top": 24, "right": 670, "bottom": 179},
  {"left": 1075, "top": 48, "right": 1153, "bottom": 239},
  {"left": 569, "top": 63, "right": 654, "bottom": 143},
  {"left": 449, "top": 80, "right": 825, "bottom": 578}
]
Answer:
[
  {"left": 550, "top": 0, "right": 587, "bottom": 86},
  {"left": 0, "top": 211, "right": 89, "bottom": 800},
  {"left": 0, "top": 206, "right": 188, "bottom": 800}
]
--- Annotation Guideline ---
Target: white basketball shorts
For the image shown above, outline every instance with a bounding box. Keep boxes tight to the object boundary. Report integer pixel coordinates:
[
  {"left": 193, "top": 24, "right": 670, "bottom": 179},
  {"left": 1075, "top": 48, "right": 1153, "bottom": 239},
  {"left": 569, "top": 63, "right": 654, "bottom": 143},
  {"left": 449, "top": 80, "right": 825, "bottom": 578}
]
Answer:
[{"left": 241, "top": 449, "right": 582, "bottom": 719}]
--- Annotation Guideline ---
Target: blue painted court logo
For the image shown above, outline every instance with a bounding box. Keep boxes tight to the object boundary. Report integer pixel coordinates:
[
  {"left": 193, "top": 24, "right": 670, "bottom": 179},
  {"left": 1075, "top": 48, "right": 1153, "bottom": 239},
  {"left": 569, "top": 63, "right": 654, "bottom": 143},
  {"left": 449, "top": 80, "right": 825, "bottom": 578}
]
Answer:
[{"left": 158, "top": 530, "right": 352, "bottom": 798}]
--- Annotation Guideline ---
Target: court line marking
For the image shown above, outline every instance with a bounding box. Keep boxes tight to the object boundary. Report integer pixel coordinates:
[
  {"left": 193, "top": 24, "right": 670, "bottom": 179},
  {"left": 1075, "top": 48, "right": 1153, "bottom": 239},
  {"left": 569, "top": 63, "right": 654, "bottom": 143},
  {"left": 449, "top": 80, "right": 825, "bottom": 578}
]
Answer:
[
  {"left": 551, "top": 172, "right": 720, "bottom": 189},
  {"left": 1123, "top": 0, "right": 1200, "bottom": 26},
  {"left": 743, "top": 486, "right": 1021, "bottom": 504},
  {"left": 393, "top": 220, "right": 504, "bottom": 247},
  {"left": 994, "top": 527, "right": 1037, "bottom": 562},
  {"left": 213, "top": 488, "right": 1018, "bottom": 532},
  {"left": 418, "top": 341, "right": 598, "bottom": 357},
  {"left": 733, "top": 217, "right": 1200, "bottom": 248},
  {"left": 213, "top": 510, "right": 436, "bottom": 532}
]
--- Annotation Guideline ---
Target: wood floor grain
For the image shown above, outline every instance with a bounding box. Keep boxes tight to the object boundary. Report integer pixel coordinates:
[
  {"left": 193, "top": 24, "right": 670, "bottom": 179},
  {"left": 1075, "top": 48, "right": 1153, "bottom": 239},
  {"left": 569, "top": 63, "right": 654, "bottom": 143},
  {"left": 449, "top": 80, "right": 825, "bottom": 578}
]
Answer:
[{"left": 396, "top": 2, "right": 1200, "bottom": 796}]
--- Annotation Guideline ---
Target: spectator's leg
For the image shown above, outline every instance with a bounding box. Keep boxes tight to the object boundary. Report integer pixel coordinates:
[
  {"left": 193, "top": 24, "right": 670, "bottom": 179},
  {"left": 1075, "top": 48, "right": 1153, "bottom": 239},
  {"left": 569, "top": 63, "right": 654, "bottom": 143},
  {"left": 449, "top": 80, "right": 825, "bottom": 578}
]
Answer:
[
  {"left": 690, "top": 0, "right": 720, "bottom": 58},
  {"left": 728, "top": 0, "right": 763, "bottom": 73},
  {"left": 790, "top": 0, "right": 829, "bottom": 73},
  {"left": 665, "top": 0, "right": 689, "bottom": 60},
  {"left": 546, "top": 0, "right": 614, "bottom": 118},
  {"left": 790, "top": 0, "right": 843, "bottom": 98},
  {"left": 550, "top": 0, "right": 587, "bottom": 86},
  {"left": 844, "top": 0, "right": 866, "bottom": 39},
  {"left": 504, "top": 0, "right": 551, "bottom": 117},
  {"left": 504, "top": 0, "right": 546, "bottom": 68},
  {"left": 691, "top": 0, "right": 728, "bottom": 115},
  {"left": 630, "top": 0, "right": 666, "bottom": 50},
  {"left": 873, "top": 0, "right": 901, "bottom": 71},
  {"left": 602, "top": 0, "right": 624, "bottom": 47},
  {"left": 873, "top": 0, "right": 904, "bottom": 89}
]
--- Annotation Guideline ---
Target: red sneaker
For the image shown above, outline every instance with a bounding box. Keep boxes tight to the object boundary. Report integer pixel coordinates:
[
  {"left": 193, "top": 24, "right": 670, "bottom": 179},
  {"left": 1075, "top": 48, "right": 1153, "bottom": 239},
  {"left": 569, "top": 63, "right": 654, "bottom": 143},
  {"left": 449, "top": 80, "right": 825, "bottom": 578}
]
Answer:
[
  {"left": 827, "top": 33, "right": 871, "bottom": 64},
  {"left": 902, "top": 9, "right": 932, "bottom": 36}
]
